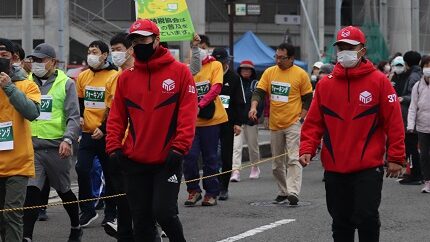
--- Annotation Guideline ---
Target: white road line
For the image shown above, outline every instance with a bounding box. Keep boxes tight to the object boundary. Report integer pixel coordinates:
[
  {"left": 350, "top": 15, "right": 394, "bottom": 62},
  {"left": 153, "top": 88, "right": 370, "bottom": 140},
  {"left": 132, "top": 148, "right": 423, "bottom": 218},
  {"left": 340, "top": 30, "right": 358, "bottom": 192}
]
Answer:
[{"left": 216, "top": 219, "right": 296, "bottom": 242}]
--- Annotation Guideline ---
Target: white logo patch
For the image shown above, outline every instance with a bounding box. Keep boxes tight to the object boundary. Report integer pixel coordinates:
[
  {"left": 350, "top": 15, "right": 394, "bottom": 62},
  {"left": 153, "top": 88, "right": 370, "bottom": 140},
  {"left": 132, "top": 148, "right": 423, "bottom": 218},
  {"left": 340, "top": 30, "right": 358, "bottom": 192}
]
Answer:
[
  {"left": 162, "top": 79, "right": 175, "bottom": 92},
  {"left": 359, "top": 91, "right": 372, "bottom": 104},
  {"left": 167, "top": 174, "right": 178, "bottom": 184},
  {"left": 341, "top": 30, "right": 351, "bottom": 38}
]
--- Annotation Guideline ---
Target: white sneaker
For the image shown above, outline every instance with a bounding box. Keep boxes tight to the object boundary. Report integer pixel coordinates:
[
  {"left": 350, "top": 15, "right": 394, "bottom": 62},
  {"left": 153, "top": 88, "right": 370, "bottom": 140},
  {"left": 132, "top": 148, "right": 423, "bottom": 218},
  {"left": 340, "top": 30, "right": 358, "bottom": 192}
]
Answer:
[
  {"left": 421, "top": 181, "right": 430, "bottom": 193},
  {"left": 230, "top": 170, "right": 240, "bottom": 182},
  {"left": 249, "top": 166, "right": 260, "bottom": 179}
]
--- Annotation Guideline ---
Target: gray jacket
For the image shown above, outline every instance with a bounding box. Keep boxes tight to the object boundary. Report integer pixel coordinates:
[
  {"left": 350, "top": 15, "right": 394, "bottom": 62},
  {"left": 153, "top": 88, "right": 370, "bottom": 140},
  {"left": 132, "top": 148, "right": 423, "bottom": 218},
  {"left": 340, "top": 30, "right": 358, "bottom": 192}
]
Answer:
[
  {"left": 407, "top": 78, "right": 430, "bottom": 133},
  {"left": 1, "top": 66, "right": 40, "bottom": 121},
  {"left": 31, "top": 70, "right": 80, "bottom": 149}
]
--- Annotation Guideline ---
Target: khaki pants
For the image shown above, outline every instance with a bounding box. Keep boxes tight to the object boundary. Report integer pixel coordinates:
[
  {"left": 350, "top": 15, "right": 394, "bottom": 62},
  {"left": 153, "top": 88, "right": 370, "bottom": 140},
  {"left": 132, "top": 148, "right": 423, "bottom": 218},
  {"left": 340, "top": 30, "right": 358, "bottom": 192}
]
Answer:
[
  {"left": 232, "top": 125, "right": 260, "bottom": 170},
  {"left": 270, "top": 121, "right": 302, "bottom": 196}
]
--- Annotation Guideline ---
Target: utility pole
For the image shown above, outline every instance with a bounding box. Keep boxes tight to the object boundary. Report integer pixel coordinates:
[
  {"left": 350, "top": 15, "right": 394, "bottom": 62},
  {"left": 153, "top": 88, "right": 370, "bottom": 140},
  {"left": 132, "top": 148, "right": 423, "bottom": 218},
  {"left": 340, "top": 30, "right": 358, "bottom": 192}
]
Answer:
[
  {"left": 58, "top": 0, "right": 65, "bottom": 70},
  {"left": 22, "top": 0, "right": 33, "bottom": 56},
  {"left": 226, "top": 0, "right": 235, "bottom": 69},
  {"left": 411, "top": 0, "right": 420, "bottom": 51}
]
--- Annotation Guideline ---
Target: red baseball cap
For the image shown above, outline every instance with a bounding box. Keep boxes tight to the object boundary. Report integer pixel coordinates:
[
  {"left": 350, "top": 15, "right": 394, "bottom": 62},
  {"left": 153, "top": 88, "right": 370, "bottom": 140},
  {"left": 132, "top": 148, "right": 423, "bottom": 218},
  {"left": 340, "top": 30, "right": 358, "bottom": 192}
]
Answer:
[
  {"left": 128, "top": 19, "right": 160, "bottom": 39},
  {"left": 239, "top": 60, "right": 255, "bottom": 69},
  {"left": 333, "top": 26, "right": 366, "bottom": 46}
]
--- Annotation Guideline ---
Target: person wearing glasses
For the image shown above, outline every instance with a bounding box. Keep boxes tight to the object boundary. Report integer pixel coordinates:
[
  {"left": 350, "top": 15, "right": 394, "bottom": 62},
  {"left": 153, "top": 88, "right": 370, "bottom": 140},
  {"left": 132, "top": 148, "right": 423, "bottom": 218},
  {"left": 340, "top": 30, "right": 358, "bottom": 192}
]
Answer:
[{"left": 249, "top": 43, "right": 313, "bottom": 205}]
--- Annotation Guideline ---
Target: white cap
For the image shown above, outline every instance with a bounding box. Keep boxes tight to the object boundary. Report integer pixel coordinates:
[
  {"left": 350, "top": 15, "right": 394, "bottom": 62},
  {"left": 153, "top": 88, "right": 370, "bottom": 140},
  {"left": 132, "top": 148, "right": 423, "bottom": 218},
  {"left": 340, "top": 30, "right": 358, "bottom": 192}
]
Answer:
[{"left": 313, "top": 61, "right": 324, "bottom": 69}]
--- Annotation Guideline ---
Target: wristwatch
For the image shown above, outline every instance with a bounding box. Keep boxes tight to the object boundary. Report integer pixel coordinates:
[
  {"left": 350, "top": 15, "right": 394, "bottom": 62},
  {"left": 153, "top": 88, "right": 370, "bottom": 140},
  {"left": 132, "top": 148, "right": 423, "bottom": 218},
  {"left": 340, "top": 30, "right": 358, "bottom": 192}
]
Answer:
[{"left": 63, "top": 138, "right": 73, "bottom": 146}]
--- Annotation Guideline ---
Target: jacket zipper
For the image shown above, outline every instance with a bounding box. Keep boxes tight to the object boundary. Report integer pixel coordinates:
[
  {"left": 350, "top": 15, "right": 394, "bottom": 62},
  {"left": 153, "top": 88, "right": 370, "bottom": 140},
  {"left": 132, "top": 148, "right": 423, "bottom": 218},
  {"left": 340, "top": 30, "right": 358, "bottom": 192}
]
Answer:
[
  {"left": 146, "top": 62, "right": 151, "bottom": 91},
  {"left": 345, "top": 68, "right": 350, "bottom": 103}
]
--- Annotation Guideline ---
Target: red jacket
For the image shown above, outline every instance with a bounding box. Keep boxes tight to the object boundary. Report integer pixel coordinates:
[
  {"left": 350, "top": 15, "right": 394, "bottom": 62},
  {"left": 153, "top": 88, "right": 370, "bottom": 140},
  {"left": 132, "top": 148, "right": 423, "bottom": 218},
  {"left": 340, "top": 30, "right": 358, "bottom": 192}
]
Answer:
[
  {"left": 106, "top": 46, "right": 198, "bottom": 164},
  {"left": 300, "top": 59, "right": 405, "bottom": 173}
]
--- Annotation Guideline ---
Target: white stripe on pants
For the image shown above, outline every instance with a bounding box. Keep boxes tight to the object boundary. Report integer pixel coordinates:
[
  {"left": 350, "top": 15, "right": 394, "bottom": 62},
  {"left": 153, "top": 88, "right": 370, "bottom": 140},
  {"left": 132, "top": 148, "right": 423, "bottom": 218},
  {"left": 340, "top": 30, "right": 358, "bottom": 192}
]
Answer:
[
  {"left": 270, "top": 121, "right": 302, "bottom": 196},
  {"left": 232, "top": 125, "right": 260, "bottom": 170}
]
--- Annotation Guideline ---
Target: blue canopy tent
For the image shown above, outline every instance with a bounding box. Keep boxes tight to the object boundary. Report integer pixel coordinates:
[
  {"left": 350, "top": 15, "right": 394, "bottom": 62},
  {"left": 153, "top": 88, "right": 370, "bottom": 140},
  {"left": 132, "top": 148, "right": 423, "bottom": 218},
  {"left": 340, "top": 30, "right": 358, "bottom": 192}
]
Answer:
[{"left": 233, "top": 31, "right": 308, "bottom": 72}]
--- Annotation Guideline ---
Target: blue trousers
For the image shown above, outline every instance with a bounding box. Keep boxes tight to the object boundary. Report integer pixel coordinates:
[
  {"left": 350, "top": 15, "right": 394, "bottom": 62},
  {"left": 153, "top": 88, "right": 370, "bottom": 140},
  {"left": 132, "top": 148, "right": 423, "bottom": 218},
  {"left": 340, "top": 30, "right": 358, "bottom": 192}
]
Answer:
[{"left": 183, "top": 125, "right": 220, "bottom": 197}]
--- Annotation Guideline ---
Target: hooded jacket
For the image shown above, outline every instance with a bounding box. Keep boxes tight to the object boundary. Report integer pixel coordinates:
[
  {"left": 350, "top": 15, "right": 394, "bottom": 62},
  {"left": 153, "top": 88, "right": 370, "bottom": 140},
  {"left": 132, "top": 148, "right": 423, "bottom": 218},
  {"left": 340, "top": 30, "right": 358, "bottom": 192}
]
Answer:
[
  {"left": 106, "top": 46, "right": 197, "bottom": 164},
  {"left": 237, "top": 66, "right": 264, "bottom": 126},
  {"left": 300, "top": 59, "right": 405, "bottom": 173}
]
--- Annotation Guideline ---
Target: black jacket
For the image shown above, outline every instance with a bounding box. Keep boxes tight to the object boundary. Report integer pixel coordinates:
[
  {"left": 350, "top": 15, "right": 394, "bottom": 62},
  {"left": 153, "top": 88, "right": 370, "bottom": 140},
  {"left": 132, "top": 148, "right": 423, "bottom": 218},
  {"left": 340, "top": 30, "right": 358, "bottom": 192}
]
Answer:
[
  {"left": 220, "top": 69, "right": 245, "bottom": 125},
  {"left": 237, "top": 67, "right": 264, "bottom": 126},
  {"left": 391, "top": 65, "right": 422, "bottom": 129}
]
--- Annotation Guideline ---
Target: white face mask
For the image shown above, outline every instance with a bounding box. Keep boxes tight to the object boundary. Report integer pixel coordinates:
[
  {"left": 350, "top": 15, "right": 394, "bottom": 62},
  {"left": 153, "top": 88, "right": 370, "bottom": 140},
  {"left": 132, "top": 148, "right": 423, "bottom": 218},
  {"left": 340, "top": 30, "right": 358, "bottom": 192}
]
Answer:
[
  {"left": 87, "top": 54, "right": 102, "bottom": 69},
  {"left": 393, "top": 66, "right": 405, "bottom": 75},
  {"left": 423, "top": 67, "right": 430, "bottom": 77},
  {"left": 111, "top": 51, "right": 128, "bottom": 67},
  {"left": 337, "top": 48, "right": 363, "bottom": 68},
  {"left": 199, "top": 48, "right": 209, "bottom": 61},
  {"left": 31, "top": 62, "right": 48, "bottom": 78},
  {"left": 12, "top": 62, "right": 21, "bottom": 67},
  {"left": 384, "top": 65, "right": 390, "bottom": 73},
  {"left": 311, "top": 75, "right": 317, "bottom": 82}
]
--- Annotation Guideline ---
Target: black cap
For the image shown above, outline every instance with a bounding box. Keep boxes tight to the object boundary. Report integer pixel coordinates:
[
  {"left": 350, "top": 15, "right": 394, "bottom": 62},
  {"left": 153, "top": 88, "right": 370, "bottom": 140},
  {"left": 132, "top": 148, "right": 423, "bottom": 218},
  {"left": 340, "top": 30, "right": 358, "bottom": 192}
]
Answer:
[
  {"left": 28, "top": 43, "right": 56, "bottom": 59},
  {"left": 0, "top": 38, "right": 15, "bottom": 54},
  {"left": 211, "top": 47, "right": 231, "bottom": 63}
]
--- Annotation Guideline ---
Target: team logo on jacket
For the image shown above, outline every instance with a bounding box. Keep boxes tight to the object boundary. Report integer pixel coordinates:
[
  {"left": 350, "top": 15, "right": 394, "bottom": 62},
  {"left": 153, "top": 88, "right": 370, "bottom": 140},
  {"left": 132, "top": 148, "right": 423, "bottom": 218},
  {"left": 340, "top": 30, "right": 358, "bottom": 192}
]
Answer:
[
  {"left": 162, "top": 79, "right": 175, "bottom": 92},
  {"left": 359, "top": 91, "right": 372, "bottom": 104}
]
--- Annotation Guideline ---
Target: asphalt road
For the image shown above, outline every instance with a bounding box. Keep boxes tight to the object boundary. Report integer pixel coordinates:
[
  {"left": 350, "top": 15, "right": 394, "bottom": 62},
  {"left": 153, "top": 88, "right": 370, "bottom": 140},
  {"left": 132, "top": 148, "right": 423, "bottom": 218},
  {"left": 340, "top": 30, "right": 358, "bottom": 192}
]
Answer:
[{"left": 32, "top": 154, "right": 430, "bottom": 242}]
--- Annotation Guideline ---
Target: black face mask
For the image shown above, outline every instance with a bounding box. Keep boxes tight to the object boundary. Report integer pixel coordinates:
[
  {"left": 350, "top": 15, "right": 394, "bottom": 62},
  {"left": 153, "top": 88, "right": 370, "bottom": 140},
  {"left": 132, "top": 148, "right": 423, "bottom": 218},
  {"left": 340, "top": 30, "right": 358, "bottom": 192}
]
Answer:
[
  {"left": 0, "top": 57, "right": 11, "bottom": 75},
  {"left": 133, "top": 42, "right": 156, "bottom": 62}
]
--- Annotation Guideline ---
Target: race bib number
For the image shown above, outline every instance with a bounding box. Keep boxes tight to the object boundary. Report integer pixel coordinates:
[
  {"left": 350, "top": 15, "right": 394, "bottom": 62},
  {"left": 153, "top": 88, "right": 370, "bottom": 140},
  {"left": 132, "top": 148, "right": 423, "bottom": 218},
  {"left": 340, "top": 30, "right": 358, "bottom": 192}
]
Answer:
[
  {"left": 196, "top": 80, "right": 210, "bottom": 99},
  {"left": 271, "top": 81, "right": 291, "bottom": 102},
  {"left": 0, "top": 121, "right": 13, "bottom": 151},
  {"left": 84, "top": 86, "right": 106, "bottom": 109},
  {"left": 38, "top": 95, "right": 53, "bottom": 120},
  {"left": 219, "top": 95, "right": 230, "bottom": 108}
]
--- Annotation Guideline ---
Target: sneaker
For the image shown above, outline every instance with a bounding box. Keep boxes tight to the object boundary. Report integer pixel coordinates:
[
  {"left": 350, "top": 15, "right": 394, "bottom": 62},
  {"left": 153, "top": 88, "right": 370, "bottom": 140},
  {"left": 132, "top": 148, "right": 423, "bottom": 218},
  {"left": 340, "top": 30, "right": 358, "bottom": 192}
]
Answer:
[
  {"left": 38, "top": 209, "right": 49, "bottom": 221},
  {"left": 219, "top": 190, "right": 229, "bottom": 201},
  {"left": 184, "top": 191, "right": 202, "bottom": 207},
  {"left": 23, "top": 238, "right": 32, "bottom": 242},
  {"left": 273, "top": 195, "right": 288, "bottom": 204},
  {"left": 68, "top": 228, "right": 83, "bottom": 242},
  {"left": 79, "top": 212, "right": 99, "bottom": 227},
  {"left": 104, "top": 219, "right": 117, "bottom": 239},
  {"left": 101, "top": 215, "right": 115, "bottom": 227},
  {"left": 249, "top": 166, "right": 260, "bottom": 179},
  {"left": 398, "top": 177, "right": 423, "bottom": 185},
  {"left": 161, "top": 230, "right": 167, "bottom": 237},
  {"left": 230, "top": 170, "right": 240, "bottom": 182},
  {"left": 421, "top": 181, "right": 430, "bottom": 193},
  {"left": 201, "top": 195, "right": 217, "bottom": 206},
  {"left": 287, "top": 194, "right": 299, "bottom": 205}
]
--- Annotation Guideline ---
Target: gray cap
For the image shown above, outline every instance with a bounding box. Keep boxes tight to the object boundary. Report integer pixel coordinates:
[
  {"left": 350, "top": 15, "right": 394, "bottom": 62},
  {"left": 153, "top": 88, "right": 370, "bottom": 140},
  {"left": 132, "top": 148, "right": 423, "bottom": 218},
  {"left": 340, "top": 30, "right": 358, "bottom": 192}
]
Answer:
[
  {"left": 319, "top": 64, "right": 334, "bottom": 75},
  {"left": 28, "top": 43, "right": 56, "bottom": 59}
]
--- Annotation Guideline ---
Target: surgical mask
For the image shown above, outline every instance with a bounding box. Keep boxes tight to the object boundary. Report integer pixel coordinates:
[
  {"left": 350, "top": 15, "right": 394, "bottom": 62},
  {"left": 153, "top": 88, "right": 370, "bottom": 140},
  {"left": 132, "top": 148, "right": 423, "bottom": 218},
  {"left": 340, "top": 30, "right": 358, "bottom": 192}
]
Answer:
[
  {"left": 199, "top": 48, "right": 209, "bottom": 60},
  {"left": 393, "top": 66, "right": 405, "bottom": 75},
  {"left": 133, "top": 42, "right": 155, "bottom": 62},
  {"left": 111, "top": 51, "right": 128, "bottom": 67},
  {"left": 423, "top": 67, "right": 430, "bottom": 77},
  {"left": 31, "top": 62, "right": 48, "bottom": 78},
  {"left": 337, "top": 48, "right": 363, "bottom": 68},
  {"left": 12, "top": 62, "right": 21, "bottom": 68},
  {"left": 87, "top": 54, "right": 102, "bottom": 68},
  {"left": 311, "top": 75, "right": 317, "bottom": 82}
]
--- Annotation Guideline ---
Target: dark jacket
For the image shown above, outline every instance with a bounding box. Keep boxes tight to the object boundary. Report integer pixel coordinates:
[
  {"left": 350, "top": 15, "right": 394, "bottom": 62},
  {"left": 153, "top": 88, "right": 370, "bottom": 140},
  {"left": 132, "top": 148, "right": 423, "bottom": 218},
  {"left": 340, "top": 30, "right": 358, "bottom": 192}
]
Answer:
[
  {"left": 237, "top": 67, "right": 264, "bottom": 126},
  {"left": 391, "top": 65, "right": 422, "bottom": 129},
  {"left": 220, "top": 68, "right": 245, "bottom": 125}
]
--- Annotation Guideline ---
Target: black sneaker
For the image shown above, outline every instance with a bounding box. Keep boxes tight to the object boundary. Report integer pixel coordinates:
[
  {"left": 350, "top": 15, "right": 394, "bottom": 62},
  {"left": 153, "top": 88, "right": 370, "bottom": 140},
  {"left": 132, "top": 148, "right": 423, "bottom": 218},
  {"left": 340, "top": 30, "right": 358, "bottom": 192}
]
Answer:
[
  {"left": 38, "top": 209, "right": 49, "bottom": 221},
  {"left": 104, "top": 219, "right": 117, "bottom": 239},
  {"left": 398, "top": 177, "right": 423, "bottom": 185},
  {"left": 219, "top": 190, "right": 229, "bottom": 201},
  {"left": 273, "top": 195, "right": 288, "bottom": 204},
  {"left": 68, "top": 228, "right": 83, "bottom": 242},
  {"left": 287, "top": 194, "right": 299, "bottom": 205},
  {"left": 101, "top": 215, "right": 116, "bottom": 227},
  {"left": 79, "top": 212, "right": 98, "bottom": 227}
]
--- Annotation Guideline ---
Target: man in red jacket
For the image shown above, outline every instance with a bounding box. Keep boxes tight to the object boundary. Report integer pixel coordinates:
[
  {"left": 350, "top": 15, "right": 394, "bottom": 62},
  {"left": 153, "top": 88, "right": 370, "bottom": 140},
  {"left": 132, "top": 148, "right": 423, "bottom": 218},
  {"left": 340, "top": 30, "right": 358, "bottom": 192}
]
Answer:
[
  {"left": 299, "top": 26, "right": 405, "bottom": 242},
  {"left": 106, "top": 19, "right": 197, "bottom": 242}
]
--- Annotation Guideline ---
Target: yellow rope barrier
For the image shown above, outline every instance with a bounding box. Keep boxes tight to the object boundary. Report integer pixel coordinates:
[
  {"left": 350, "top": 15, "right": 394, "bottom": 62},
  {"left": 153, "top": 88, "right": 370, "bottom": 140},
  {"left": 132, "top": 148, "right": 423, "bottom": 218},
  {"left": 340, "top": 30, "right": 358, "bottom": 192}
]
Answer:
[{"left": 0, "top": 152, "right": 288, "bottom": 213}]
